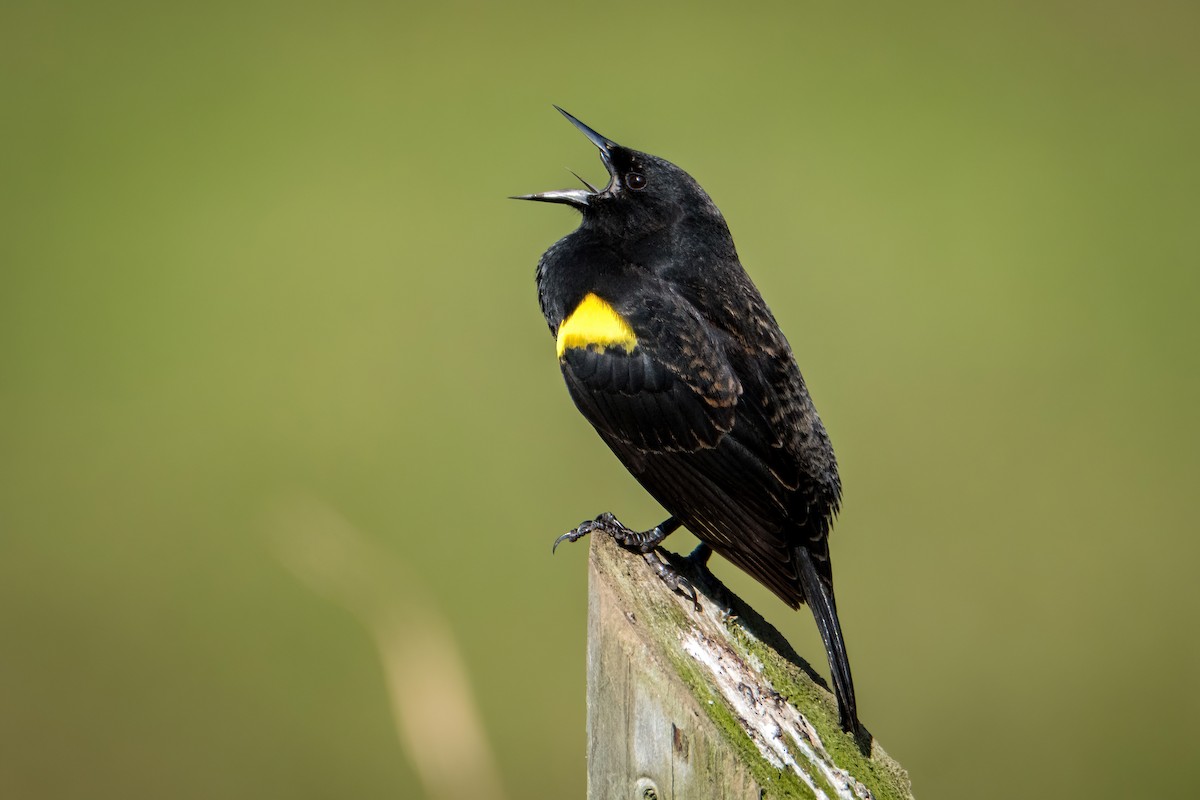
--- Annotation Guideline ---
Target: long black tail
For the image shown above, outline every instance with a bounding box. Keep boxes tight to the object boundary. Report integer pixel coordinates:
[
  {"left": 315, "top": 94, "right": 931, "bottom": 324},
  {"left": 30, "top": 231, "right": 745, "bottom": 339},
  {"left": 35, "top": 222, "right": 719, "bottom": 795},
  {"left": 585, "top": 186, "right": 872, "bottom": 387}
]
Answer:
[{"left": 796, "top": 547, "right": 859, "bottom": 734}]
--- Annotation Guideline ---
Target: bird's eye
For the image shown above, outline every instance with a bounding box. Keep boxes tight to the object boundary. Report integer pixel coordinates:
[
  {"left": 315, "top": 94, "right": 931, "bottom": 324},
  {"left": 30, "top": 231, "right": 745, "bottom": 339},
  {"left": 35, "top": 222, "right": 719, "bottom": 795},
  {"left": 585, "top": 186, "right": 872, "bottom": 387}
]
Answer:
[{"left": 626, "top": 172, "right": 647, "bottom": 190}]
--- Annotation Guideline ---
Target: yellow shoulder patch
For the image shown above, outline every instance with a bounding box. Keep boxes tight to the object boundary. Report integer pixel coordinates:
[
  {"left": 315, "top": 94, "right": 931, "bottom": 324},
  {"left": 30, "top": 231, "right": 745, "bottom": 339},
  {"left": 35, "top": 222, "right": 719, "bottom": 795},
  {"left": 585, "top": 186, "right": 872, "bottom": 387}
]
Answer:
[{"left": 556, "top": 293, "right": 638, "bottom": 358}]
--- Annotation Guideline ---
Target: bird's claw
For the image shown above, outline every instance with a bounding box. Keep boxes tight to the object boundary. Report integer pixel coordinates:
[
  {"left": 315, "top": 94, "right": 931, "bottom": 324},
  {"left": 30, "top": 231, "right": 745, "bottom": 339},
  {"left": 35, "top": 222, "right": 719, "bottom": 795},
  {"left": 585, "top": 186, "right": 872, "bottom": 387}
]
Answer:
[
  {"left": 552, "top": 513, "right": 614, "bottom": 554},
  {"left": 551, "top": 528, "right": 582, "bottom": 555},
  {"left": 551, "top": 512, "right": 626, "bottom": 554}
]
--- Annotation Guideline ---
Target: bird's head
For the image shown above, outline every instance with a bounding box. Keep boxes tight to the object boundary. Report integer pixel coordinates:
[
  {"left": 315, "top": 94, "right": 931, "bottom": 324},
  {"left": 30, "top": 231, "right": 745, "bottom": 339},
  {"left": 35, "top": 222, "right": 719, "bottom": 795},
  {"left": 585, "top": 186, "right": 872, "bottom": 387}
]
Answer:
[{"left": 513, "top": 107, "right": 723, "bottom": 235}]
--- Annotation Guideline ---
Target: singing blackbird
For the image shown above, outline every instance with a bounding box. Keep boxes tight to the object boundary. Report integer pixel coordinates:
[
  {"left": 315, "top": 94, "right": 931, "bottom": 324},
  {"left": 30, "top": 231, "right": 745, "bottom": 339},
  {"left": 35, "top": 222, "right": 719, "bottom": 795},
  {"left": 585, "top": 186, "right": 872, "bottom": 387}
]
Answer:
[{"left": 514, "top": 107, "right": 858, "bottom": 734}]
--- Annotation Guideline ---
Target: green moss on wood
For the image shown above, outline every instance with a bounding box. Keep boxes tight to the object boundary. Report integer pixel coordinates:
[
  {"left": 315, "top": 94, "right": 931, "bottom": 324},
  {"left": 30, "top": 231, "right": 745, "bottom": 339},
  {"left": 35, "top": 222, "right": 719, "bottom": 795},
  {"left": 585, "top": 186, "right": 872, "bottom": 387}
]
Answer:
[{"left": 662, "top": 642, "right": 818, "bottom": 800}]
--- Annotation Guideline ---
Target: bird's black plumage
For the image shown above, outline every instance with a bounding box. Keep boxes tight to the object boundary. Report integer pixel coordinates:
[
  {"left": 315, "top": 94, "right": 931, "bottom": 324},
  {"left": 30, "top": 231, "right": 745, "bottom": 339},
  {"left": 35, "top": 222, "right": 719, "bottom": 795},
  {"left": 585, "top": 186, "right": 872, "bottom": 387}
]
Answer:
[{"left": 516, "top": 108, "right": 859, "bottom": 734}]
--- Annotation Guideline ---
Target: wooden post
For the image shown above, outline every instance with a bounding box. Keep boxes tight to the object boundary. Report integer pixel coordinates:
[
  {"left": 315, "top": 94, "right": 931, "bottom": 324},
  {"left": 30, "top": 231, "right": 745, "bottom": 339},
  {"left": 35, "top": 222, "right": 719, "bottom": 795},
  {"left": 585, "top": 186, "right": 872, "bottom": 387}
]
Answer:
[{"left": 586, "top": 534, "right": 914, "bottom": 800}]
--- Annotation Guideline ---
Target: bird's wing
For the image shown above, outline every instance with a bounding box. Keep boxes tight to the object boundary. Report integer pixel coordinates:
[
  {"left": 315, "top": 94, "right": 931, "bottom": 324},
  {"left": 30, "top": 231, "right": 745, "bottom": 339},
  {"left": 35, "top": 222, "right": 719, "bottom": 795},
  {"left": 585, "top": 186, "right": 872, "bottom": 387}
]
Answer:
[
  {"left": 558, "top": 292, "right": 741, "bottom": 453},
  {"left": 678, "top": 278, "right": 842, "bottom": 532}
]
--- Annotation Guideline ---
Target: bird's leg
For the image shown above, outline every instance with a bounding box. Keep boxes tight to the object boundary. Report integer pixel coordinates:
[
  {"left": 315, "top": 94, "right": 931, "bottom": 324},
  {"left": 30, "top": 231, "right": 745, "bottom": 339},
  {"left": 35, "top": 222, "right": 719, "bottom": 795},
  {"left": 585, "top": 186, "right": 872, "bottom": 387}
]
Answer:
[
  {"left": 684, "top": 541, "right": 713, "bottom": 567},
  {"left": 552, "top": 513, "right": 681, "bottom": 554},
  {"left": 681, "top": 541, "right": 736, "bottom": 611}
]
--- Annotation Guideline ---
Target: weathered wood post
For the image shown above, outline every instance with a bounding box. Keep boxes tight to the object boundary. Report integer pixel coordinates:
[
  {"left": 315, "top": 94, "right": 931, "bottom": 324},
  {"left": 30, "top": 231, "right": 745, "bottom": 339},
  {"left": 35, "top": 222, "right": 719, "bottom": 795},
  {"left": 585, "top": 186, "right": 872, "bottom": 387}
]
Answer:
[{"left": 586, "top": 534, "right": 914, "bottom": 799}]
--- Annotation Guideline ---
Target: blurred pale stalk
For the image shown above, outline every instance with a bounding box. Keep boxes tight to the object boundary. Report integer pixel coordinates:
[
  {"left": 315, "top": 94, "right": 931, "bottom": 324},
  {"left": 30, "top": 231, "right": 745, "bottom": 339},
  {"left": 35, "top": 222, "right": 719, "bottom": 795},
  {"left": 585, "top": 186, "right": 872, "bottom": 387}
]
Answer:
[{"left": 268, "top": 496, "right": 506, "bottom": 800}]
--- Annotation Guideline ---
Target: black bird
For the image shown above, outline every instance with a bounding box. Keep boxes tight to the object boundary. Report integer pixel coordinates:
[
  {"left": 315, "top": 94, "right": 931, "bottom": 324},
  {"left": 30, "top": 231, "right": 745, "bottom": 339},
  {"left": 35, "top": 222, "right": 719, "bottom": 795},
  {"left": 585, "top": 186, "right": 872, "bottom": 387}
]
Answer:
[{"left": 515, "top": 107, "right": 859, "bottom": 734}]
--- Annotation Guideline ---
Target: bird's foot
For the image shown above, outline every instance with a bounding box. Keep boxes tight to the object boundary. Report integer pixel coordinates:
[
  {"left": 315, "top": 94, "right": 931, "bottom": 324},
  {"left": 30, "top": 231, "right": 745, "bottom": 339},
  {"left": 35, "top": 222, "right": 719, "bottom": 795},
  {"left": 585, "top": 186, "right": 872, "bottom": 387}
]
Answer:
[
  {"left": 642, "top": 550, "right": 701, "bottom": 611},
  {"left": 553, "top": 513, "right": 698, "bottom": 609},
  {"left": 552, "top": 512, "right": 672, "bottom": 555}
]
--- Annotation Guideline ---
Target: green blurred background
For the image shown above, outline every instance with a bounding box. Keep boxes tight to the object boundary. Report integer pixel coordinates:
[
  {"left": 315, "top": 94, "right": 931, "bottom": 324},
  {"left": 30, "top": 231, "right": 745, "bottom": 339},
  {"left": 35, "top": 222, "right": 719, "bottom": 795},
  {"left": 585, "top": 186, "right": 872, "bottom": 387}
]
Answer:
[{"left": 2, "top": 1, "right": 1197, "bottom": 797}]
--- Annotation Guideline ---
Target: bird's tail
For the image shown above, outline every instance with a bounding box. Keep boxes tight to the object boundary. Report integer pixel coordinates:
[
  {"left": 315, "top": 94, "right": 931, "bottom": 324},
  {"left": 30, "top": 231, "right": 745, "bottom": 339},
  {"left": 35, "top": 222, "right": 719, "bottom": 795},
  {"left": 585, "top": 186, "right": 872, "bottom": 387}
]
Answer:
[{"left": 796, "top": 546, "right": 859, "bottom": 734}]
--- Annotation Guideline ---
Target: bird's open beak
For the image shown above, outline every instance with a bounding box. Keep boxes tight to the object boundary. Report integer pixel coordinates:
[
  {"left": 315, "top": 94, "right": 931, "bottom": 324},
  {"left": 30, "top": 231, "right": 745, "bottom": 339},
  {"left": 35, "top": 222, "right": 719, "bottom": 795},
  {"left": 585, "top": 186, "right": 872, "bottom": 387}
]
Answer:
[
  {"left": 554, "top": 106, "right": 619, "bottom": 176},
  {"left": 511, "top": 106, "right": 620, "bottom": 209}
]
